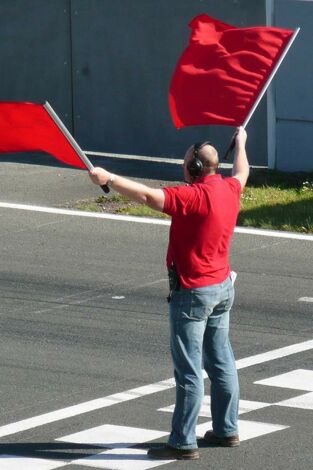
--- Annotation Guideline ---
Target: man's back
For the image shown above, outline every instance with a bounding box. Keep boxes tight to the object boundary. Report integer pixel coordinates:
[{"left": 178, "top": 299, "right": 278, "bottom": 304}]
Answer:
[{"left": 163, "top": 174, "right": 241, "bottom": 288}]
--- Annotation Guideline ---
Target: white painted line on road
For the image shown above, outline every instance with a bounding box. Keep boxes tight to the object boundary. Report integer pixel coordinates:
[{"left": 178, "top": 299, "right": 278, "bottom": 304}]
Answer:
[
  {"left": 255, "top": 369, "right": 313, "bottom": 391},
  {"left": 235, "top": 340, "right": 313, "bottom": 370},
  {"left": 71, "top": 447, "right": 172, "bottom": 469},
  {"left": 57, "top": 424, "right": 168, "bottom": 449},
  {"left": 0, "top": 455, "right": 66, "bottom": 470},
  {"left": 0, "top": 339, "right": 312, "bottom": 439},
  {"left": 0, "top": 379, "right": 175, "bottom": 439},
  {"left": 196, "top": 419, "right": 289, "bottom": 442},
  {"left": 235, "top": 226, "right": 313, "bottom": 241},
  {"left": 298, "top": 297, "right": 313, "bottom": 303},
  {"left": 0, "top": 203, "right": 170, "bottom": 225},
  {"left": 58, "top": 425, "right": 168, "bottom": 469},
  {"left": 1, "top": 202, "right": 313, "bottom": 240},
  {"left": 159, "top": 396, "right": 271, "bottom": 418},
  {"left": 276, "top": 391, "right": 313, "bottom": 410}
]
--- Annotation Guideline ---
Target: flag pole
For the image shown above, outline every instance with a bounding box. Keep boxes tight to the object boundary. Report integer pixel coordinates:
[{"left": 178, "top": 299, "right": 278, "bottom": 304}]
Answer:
[
  {"left": 43, "top": 101, "right": 110, "bottom": 193},
  {"left": 242, "top": 27, "right": 300, "bottom": 128},
  {"left": 224, "top": 27, "right": 300, "bottom": 159}
]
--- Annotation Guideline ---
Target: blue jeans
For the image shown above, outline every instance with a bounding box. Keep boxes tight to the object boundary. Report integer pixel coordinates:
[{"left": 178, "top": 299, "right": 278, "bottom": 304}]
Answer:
[{"left": 168, "top": 276, "right": 239, "bottom": 450}]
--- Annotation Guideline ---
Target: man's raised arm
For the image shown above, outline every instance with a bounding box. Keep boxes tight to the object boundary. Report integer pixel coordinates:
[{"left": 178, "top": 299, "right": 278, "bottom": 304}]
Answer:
[{"left": 232, "top": 127, "right": 249, "bottom": 190}]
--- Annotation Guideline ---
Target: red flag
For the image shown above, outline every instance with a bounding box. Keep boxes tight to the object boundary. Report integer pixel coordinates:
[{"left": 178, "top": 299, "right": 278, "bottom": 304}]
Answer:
[
  {"left": 169, "top": 14, "right": 294, "bottom": 128},
  {"left": 0, "top": 102, "right": 86, "bottom": 169}
]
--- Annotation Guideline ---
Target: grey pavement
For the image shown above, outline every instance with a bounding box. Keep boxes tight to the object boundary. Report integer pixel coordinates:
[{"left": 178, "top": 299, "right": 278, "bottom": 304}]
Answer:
[
  {"left": 0, "top": 153, "right": 183, "bottom": 206},
  {"left": 0, "top": 156, "right": 312, "bottom": 469}
]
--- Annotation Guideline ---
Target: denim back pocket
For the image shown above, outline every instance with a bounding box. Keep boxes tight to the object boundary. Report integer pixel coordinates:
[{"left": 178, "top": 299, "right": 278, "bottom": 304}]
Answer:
[
  {"left": 210, "top": 284, "right": 235, "bottom": 320},
  {"left": 187, "top": 288, "right": 216, "bottom": 321}
]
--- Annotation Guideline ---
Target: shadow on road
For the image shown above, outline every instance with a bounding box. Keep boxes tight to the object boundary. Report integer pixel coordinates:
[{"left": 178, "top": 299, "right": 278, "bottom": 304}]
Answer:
[
  {"left": 0, "top": 441, "right": 105, "bottom": 460},
  {"left": 0, "top": 151, "right": 183, "bottom": 182}
]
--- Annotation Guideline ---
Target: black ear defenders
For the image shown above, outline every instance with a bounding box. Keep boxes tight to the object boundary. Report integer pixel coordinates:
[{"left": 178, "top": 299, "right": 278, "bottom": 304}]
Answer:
[{"left": 187, "top": 141, "right": 212, "bottom": 178}]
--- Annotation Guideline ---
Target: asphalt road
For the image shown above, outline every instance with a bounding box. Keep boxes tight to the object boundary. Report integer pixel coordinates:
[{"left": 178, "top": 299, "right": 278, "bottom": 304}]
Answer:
[{"left": 0, "top": 159, "right": 313, "bottom": 470}]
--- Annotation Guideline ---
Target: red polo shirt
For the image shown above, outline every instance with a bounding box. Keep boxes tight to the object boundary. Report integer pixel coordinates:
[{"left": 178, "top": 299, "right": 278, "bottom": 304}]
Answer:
[{"left": 162, "top": 174, "right": 241, "bottom": 288}]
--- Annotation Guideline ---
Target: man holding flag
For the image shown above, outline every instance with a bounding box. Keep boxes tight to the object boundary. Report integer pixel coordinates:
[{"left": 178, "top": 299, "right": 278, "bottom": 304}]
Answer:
[
  {"left": 89, "top": 126, "right": 249, "bottom": 460},
  {"left": 89, "top": 15, "right": 294, "bottom": 456}
]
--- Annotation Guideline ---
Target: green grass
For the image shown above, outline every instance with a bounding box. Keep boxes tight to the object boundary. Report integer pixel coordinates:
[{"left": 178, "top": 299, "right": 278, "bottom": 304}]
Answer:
[
  {"left": 74, "top": 202, "right": 103, "bottom": 212},
  {"left": 238, "top": 170, "right": 313, "bottom": 233},
  {"left": 72, "top": 170, "right": 313, "bottom": 234},
  {"left": 116, "top": 205, "right": 170, "bottom": 219}
]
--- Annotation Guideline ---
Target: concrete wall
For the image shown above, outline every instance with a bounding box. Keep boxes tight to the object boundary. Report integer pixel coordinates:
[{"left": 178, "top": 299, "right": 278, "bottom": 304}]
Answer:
[
  {"left": 273, "top": 0, "right": 313, "bottom": 172},
  {"left": 0, "top": 0, "right": 73, "bottom": 131},
  {"left": 70, "top": 0, "right": 267, "bottom": 164},
  {"left": 1, "top": 1, "right": 269, "bottom": 166}
]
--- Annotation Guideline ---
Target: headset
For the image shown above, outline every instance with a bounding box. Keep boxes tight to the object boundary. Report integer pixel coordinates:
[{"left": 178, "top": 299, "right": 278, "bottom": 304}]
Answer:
[{"left": 187, "top": 141, "right": 212, "bottom": 178}]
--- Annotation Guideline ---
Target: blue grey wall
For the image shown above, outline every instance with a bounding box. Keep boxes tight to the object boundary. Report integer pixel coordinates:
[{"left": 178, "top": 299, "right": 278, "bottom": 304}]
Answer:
[
  {"left": 70, "top": 0, "right": 267, "bottom": 163},
  {"left": 0, "top": 0, "right": 269, "bottom": 165},
  {"left": 0, "top": 0, "right": 73, "bottom": 131},
  {"left": 274, "top": 0, "right": 313, "bottom": 172}
]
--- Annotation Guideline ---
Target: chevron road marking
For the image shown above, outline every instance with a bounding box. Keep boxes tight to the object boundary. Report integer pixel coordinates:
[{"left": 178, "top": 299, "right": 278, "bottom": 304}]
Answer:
[
  {"left": 0, "top": 456, "right": 66, "bottom": 470},
  {"left": 56, "top": 425, "right": 169, "bottom": 449},
  {"left": 158, "top": 396, "right": 271, "bottom": 417},
  {"left": 255, "top": 369, "right": 313, "bottom": 391},
  {"left": 0, "top": 339, "right": 313, "bottom": 439}
]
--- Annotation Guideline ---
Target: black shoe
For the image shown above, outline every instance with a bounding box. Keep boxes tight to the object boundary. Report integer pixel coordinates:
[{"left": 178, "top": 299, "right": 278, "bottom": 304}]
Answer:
[
  {"left": 203, "top": 431, "right": 240, "bottom": 447},
  {"left": 147, "top": 444, "right": 200, "bottom": 460}
]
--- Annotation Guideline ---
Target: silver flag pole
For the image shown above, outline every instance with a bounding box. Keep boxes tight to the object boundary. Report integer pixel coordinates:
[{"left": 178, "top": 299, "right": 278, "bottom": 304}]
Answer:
[
  {"left": 224, "top": 27, "right": 300, "bottom": 159},
  {"left": 242, "top": 27, "right": 300, "bottom": 129},
  {"left": 43, "top": 101, "right": 109, "bottom": 192}
]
